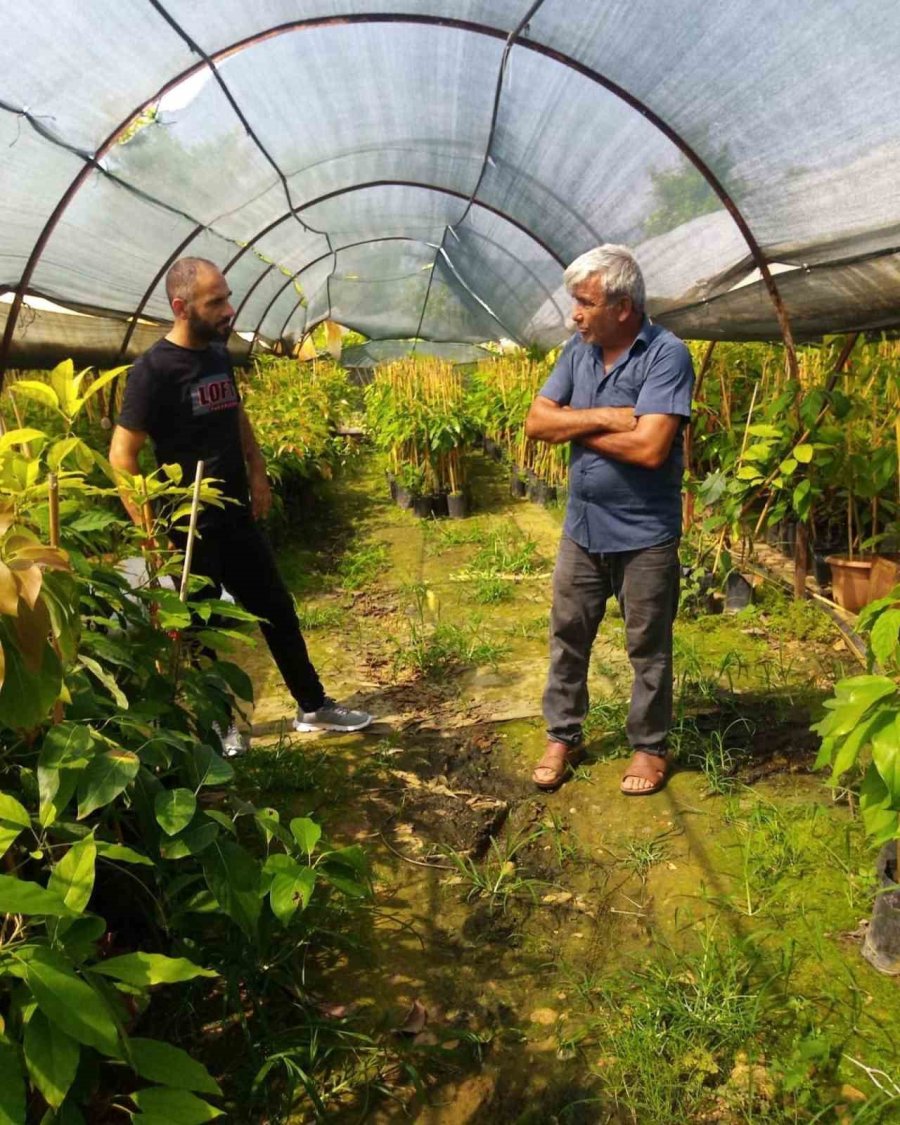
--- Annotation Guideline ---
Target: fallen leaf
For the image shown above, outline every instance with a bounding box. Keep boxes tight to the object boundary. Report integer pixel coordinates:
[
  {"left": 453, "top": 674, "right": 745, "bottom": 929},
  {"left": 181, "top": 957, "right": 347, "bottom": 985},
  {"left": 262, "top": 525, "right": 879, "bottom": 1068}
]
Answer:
[
  {"left": 528, "top": 1008, "right": 558, "bottom": 1026},
  {"left": 396, "top": 998, "right": 428, "bottom": 1036}
]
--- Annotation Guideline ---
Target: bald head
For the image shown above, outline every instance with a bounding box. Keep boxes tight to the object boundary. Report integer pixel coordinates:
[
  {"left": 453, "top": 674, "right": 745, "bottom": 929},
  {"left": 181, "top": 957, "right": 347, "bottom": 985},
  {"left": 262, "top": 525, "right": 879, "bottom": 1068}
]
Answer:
[{"left": 165, "top": 257, "right": 221, "bottom": 309}]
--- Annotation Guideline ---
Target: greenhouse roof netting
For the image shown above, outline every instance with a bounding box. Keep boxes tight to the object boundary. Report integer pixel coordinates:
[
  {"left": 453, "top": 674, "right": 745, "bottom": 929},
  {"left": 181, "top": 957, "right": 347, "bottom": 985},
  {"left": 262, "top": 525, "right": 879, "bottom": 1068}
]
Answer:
[{"left": 2, "top": 1, "right": 900, "bottom": 368}]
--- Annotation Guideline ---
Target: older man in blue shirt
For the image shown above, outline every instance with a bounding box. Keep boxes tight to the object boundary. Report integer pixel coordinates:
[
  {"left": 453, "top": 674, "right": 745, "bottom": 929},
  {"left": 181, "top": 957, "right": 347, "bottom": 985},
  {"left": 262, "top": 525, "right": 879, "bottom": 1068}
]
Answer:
[{"left": 526, "top": 244, "right": 694, "bottom": 795}]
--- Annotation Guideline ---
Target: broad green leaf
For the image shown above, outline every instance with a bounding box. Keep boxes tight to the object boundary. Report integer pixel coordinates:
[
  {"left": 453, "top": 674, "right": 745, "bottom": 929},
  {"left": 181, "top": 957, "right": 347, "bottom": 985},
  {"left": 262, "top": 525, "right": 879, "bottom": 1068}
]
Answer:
[
  {"left": 22, "top": 947, "right": 120, "bottom": 1057},
  {"left": 91, "top": 952, "right": 216, "bottom": 988},
  {"left": 130, "top": 1087, "right": 223, "bottom": 1123},
  {"left": 9, "top": 379, "right": 60, "bottom": 412},
  {"left": 747, "top": 424, "right": 783, "bottom": 439},
  {"left": 869, "top": 609, "right": 900, "bottom": 669},
  {"left": 741, "top": 442, "right": 772, "bottom": 464},
  {"left": 202, "top": 840, "right": 260, "bottom": 939},
  {"left": 210, "top": 660, "right": 254, "bottom": 701},
  {"left": 327, "top": 844, "right": 368, "bottom": 878},
  {"left": 23, "top": 1010, "right": 79, "bottom": 1109},
  {"left": 159, "top": 822, "right": 219, "bottom": 861},
  {"left": 39, "top": 723, "right": 95, "bottom": 770},
  {"left": 793, "top": 443, "right": 814, "bottom": 463},
  {"left": 48, "top": 836, "right": 96, "bottom": 915},
  {"left": 872, "top": 715, "right": 900, "bottom": 804},
  {"left": 56, "top": 914, "right": 107, "bottom": 960},
  {"left": 828, "top": 709, "right": 894, "bottom": 781},
  {"left": 778, "top": 457, "right": 797, "bottom": 476},
  {"left": 825, "top": 676, "right": 897, "bottom": 738},
  {"left": 0, "top": 875, "right": 72, "bottom": 917},
  {"left": 791, "top": 478, "right": 811, "bottom": 519},
  {"left": 76, "top": 749, "right": 140, "bottom": 819},
  {"left": 79, "top": 365, "right": 129, "bottom": 409},
  {"left": 0, "top": 1037, "right": 25, "bottom": 1125},
  {"left": 0, "top": 624, "right": 62, "bottom": 731},
  {"left": 0, "top": 791, "right": 30, "bottom": 858},
  {"left": 859, "top": 764, "right": 899, "bottom": 846},
  {"left": 38, "top": 767, "right": 79, "bottom": 829},
  {"left": 289, "top": 817, "right": 321, "bottom": 857},
  {"left": 190, "top": 746, "right": 234, "bottom": 789},
  {"left": 130, "top": 1038, "right": 220, "bottom": 1095},
  {"left": 154, "top": 789, "right": 196, "bottom": 837},
  {"left": 0, "top": 426, "right": 46, "bottom": 454},
  {"left": 270, "top": 868, "right": 316, "bottom": 924},
  {"left": 77, "top": 655, "right": 129, "bottom": 710},
  {"left": 736, "top": 465, "right": 763, "bottom": 481},
  {"left": 322, "top": 870, "right": 368, "bottom": 899},
  {"left": 94, "top": 841, "right": 153, "bottom": 867}
]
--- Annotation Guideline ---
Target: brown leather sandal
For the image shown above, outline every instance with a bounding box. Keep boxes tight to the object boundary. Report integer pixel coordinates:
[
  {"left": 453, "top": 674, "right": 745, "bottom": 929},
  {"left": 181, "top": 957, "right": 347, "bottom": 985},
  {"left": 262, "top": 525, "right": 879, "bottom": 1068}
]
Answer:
[
  {"left": 620, "top": 749, "right": 670, "bottom": 797},
  {"left": 532, "top": 741, "right": 584, "bottom": 791}
]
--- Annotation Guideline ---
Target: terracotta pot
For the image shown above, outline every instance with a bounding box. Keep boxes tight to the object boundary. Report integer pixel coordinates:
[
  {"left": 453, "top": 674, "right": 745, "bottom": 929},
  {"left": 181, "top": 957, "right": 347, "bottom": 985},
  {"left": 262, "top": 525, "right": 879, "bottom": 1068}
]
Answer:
[
  {"left": 825, "top": 555, "right": 874, "bottom": 613},
  {"left": 869, "top": 555, "right": 900, "bottom": 602}
]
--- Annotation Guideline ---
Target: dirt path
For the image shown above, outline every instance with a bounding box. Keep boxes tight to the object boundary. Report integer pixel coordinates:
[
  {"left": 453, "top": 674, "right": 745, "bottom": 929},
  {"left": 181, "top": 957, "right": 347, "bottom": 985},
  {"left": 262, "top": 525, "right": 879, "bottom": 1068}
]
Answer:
[{"left": 231, "top": 452, "right": 900, "bottom": 1124}]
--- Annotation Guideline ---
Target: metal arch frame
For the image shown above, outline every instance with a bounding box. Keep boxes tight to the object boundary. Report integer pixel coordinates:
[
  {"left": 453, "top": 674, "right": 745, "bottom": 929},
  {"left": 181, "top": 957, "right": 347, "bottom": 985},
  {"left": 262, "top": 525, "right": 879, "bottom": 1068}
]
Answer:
[
  {"left": 0, "top": 10, "right": 799, "bottom": 386},
  {"left": 222, "top": 180, "right": 567, "bottom": 275}
]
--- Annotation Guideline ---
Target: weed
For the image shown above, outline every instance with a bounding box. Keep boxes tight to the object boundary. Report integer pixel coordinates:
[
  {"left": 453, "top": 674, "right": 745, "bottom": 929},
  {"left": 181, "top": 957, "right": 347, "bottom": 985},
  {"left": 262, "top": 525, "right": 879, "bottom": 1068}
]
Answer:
[
  {"left": 470, "top": 525, "right": 544, "bottom": 576},
  {"left": 583, "top": 697, "right": 629, "bottom": 744},
  {"left": 443, "top": 823, "right": 551, "bottom": 912},
  {"left": 617, "top": 832, "right": 671, "bottom": 880},
  {"left": 296, "top": 602, "right": 345, "bottom": 630},
  {"left": 473, "top": 572, "right": 511, "bottom": 604},
  {"left": 336, "top": 541, "right": 389, "bottom": 590}
]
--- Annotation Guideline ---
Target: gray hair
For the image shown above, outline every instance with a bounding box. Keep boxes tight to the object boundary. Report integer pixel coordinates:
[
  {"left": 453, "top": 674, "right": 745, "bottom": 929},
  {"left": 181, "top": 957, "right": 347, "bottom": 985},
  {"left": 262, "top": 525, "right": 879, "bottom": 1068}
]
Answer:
[
  {"left": 165, "top": 257, "right": 220, "bottom": 307},
  {"left": 564, "top": 244, "right": 645, "bottom": 313}
]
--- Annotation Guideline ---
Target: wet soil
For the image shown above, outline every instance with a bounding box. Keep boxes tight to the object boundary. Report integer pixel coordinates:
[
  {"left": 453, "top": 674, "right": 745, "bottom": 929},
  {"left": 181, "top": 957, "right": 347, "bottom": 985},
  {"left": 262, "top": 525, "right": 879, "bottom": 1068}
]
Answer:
[{"left": 230, "top": 451, "right": 900, "bottom": 1124}]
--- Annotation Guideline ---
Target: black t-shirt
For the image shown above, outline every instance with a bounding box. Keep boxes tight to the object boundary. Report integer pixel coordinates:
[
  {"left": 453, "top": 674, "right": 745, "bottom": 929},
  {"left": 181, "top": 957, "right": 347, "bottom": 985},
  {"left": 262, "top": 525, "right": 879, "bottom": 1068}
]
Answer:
[{"left": 117, "top": 339, "right": 249, "bottom": 520}]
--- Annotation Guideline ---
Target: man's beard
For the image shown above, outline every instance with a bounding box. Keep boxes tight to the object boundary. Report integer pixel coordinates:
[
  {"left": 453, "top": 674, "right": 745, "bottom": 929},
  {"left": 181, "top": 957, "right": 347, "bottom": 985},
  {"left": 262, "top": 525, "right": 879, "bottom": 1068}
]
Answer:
[{"left": 188, "top": 312, "right": 231, "bottom": 343}]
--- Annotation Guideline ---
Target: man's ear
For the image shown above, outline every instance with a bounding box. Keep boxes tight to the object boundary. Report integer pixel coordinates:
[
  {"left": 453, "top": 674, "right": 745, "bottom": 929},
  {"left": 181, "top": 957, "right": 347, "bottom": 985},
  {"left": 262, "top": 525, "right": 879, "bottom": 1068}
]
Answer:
[
  {"left": 171, "top": 296, "right": 187, "bottom": 320},
  {"left": 616, "top": 296, "right": 634, "bottom": 323}
]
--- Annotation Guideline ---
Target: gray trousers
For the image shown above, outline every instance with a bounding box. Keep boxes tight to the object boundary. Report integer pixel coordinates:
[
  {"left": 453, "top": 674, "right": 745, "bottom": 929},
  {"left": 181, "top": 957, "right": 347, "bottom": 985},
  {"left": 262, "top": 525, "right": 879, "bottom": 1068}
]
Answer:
[{"left": 543, "top": 534, "right": 680, "bottom": 752}]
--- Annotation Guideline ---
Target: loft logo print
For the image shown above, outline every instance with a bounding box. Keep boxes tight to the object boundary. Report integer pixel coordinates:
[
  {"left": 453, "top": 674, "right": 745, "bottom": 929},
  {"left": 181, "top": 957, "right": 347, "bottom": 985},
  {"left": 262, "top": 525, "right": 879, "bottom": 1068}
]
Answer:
[{"left": 191, "top": 374, "right": 238, "bottom": 415}]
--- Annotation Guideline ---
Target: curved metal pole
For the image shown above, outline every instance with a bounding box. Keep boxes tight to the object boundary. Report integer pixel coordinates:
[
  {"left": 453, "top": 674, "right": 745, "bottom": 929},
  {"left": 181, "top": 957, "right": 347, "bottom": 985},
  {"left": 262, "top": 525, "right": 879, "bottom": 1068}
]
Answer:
[
  {"left": 222, "top": 179, "right": 566, "bottom": 275},
  {"left": 0, "top": 10, "right": 796, "bottom": 384}
]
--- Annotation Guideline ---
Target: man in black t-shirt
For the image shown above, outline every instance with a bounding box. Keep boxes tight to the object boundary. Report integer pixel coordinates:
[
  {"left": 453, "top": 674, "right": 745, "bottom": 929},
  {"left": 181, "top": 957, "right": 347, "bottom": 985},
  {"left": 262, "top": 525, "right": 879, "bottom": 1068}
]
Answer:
[{"left": 110, "top": 257, "right": 372, "bottom": 753}]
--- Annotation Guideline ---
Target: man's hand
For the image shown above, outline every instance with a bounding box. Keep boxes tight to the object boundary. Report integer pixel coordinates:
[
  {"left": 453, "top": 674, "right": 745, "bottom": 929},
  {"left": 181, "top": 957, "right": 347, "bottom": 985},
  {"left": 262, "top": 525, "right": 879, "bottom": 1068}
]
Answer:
[
  {"left": 249, "top": 466, "right": 273, "bottom": 520},
  {"left": 525, "top": 396, "right": 637, "bottom": 443}
]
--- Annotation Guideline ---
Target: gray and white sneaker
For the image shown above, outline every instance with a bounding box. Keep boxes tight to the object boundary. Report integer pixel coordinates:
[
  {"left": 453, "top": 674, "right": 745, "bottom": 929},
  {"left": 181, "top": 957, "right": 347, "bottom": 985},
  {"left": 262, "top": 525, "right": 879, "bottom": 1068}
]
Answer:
[
  {"left": 292, "top": 697, "right": 372, "bottom": 733},
  {"left": 213, "top": 721, "right": 248, "bottom": 758}
]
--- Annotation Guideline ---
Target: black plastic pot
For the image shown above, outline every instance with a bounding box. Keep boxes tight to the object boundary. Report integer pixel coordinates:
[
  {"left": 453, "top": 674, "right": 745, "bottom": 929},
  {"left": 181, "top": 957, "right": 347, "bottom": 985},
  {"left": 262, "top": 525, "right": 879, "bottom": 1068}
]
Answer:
[
  {"left": 510, "top": 469, "right": 527, "bottom": 499},
  {"left": 387, "top": 474, "right": 397, "bottom": 501},
  {"left": 484, "top": 438, "right": 499, "bottom": 459},
  {"left": 448, "top": 491, "right": 469, "bottom": 519},
  {"left": 412, "top": 495, "right": 432, "bottom": 519},
  {"left": 813, "top": 551, "right": 834, "bottom": 588},
  {"left": 395, "top": 485, "right": 413, "bottom": 510},
  {"left": 431, "top": 492, "right": 449, "bottom": 518},
  {"left": 533, "top": 481, "right": 558, "bottom": 507},
  {"left": 862, "top": 843, "right": 900, "bottom": 975},
  {"left": 724, "top": 571, "right": 753, "bottom": 612}
]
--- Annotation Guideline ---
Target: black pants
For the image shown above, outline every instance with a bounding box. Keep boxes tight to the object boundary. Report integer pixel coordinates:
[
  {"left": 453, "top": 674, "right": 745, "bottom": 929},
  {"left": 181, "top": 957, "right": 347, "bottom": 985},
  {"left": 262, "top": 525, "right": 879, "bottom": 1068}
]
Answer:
[
  {"left": 543, "top": 534, "right": 680, "bottom": 752},
  {"left": 174, "top": 511, "right": 326, "bottom": 713}
]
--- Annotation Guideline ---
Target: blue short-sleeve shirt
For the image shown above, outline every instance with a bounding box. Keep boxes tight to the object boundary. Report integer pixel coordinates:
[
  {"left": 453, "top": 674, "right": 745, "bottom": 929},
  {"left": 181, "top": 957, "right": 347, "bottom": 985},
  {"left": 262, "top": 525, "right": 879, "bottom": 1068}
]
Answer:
[{"left": 539, "top": 319, "right": 694, "bottom": 553}]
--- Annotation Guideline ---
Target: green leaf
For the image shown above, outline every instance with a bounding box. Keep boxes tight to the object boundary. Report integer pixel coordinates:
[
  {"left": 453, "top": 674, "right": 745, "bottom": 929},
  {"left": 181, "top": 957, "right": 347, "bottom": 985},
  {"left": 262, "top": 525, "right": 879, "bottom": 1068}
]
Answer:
[
  {"left": 22, "top": 947, "right": 120, "bottom": 1057},
  {"left": 91, "top": 952, "right": 217, "bottom": 988},
  {"left": 39, "top": 724, "right": 95, "bottom": 770},
  {"left": 10, "top": 379, "right": 60, "bottom": 412},
  {"left": 859, "top": 764, "right": 899, "bottom": 846},
  {"left": 209, "top": 660, "right": 254, "bottom": 702},
  {"left": 793, "top": 443, "right": 814, "bottom": 463},
  {"left": 159, "top": 822, "right": 219, "bottom": 861},
  {"left": 270, "top": 867, "right": 316, "bottom": 924},
  {"left": 747, "top": 424, "right": 783, "bottom": 439},
  {"left": 77, "top": 655, "right": 129, "bottom": 710},
  {"left": 869, "top": 609, "right": 900, "bottom": 669},
  {"left": 129, "top": 1038, "right": 220, "bottom": 1095},
  {"left": 23, "top": 1010, "right": 79, "bottom": 1110},
  {"left": 94, "top": 841, "right": 154, "bottom": 867},
  {"left": 130, "top": 1087, "right": 223, "bottom": 1123},
  {"left": 76, "top": 749, "right": 140, "bottom": 819},
  {"left": 791, "top": 478, "right": 811, "bottom": 519},
  {"left": 321, "top": 870, "right": 368, "bottom": 899},
  {"left": 0, "top": 624, "right": 62, "bottom": 731},
  {"left": 190, "top": 746, "right": 234, "bottom": 790},
  {"left": 736, "top": 465, "right": 763, "bottom": 481},
  {"left": 872, "top": 714, "right": 900, "bottom": 805},
  {"left": 825, "top": 676, "right": 897, "bottom": 738},
  {"left": 0, "top": 791, "right": 30, "bottom": 858},
  {"left": 289, "top": 817, "right": 321, "bottom": 857},
  {"left": 48, "top": 836, "right": 96, "bottom": 915},
  {"left": 154, "top": 789, "right": 197, "bottom": 837},
  {"left": 828, "top": 709, "right": 894, "bottom": 781},
  {"left": 202, "top": 840, "right": 261, "bottom": 939},
  {"left": 778, "top": 457, "right": 798, "bottom": 476},
  {"left": 38, "top": 768, "right": 79, "bottom": 829},
  {"left": 0, "top": 1037, "right": 26, "bottom": 1125},
  {"left": 0, "top": 875, "right": 72, "bottom": 917}
]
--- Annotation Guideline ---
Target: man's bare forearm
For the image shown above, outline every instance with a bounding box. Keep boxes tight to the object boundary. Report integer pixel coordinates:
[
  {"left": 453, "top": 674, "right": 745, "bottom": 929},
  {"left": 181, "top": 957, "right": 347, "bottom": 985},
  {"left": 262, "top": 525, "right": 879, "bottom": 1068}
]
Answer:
[
  {"left": 525, "top": 396, "right": 636, "bottom": 444},
  {"left": 238, "top": 408, "right": 266, "bottom": 474}
]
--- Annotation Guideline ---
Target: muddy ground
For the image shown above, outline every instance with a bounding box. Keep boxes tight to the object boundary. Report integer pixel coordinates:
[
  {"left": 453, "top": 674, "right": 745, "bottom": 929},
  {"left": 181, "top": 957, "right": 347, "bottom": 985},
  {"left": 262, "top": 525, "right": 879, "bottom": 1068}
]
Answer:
[{"left": 229, "top": 452, "right": 899, "bottom": 1124}]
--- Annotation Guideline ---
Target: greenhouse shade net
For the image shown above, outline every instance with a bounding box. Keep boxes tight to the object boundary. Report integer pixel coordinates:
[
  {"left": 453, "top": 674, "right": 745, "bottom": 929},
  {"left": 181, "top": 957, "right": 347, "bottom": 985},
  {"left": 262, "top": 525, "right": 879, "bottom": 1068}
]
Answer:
[{"left": 2, "top": 1, "right": 900, "bottom": 369}]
